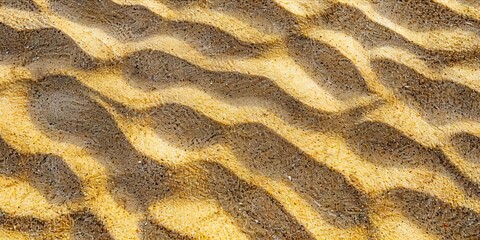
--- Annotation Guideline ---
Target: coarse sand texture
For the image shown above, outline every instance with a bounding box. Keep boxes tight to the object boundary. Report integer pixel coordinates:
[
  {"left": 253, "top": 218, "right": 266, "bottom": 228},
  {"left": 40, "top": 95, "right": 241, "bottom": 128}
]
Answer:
[{"left": 1, "top": 0, "right": 480, "bottom": 239}]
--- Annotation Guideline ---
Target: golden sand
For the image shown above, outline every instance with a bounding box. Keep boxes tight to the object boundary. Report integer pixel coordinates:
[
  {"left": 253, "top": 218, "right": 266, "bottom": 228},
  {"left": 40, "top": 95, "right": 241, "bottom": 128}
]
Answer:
[{"left": 0, "top": 0, "right": 480, "bottom": 239}]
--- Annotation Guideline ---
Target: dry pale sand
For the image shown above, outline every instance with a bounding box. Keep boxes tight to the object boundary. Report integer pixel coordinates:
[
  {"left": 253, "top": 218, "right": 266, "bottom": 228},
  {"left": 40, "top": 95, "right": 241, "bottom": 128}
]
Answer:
[{"left": 1, "top": 0, "right": 480, "bottom": 239}]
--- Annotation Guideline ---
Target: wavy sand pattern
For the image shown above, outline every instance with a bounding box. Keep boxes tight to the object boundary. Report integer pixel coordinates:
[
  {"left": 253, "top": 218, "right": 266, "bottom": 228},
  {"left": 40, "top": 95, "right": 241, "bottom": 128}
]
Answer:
[{"left": 1, "top": 0, "right": 480, "bottom": 239}]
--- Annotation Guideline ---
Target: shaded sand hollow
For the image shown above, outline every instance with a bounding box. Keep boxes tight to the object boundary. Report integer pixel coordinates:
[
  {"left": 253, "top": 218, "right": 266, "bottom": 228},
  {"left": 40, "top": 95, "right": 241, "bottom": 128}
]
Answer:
[{"left": 1, "top": 0, "right": 480, "bottom": 239}]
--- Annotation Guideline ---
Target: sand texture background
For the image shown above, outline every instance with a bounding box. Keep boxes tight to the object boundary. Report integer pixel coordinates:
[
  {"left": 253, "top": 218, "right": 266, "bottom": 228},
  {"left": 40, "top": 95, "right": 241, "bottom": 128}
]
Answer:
[{"left": 1, "top": 0, "right": 480, "bottom": 239}]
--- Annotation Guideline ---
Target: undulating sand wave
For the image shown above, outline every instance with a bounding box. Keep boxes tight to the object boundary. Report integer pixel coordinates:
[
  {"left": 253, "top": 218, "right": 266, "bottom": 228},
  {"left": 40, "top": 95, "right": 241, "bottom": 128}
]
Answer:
[{"left": 1, "top": 0, "right": 480, "bottom": 239}]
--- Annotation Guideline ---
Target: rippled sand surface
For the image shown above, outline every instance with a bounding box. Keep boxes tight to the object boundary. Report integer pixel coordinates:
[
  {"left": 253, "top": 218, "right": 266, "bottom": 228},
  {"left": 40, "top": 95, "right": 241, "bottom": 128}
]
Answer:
[{"left": 1, "top": 0, "right": 480, "bottom": 239}]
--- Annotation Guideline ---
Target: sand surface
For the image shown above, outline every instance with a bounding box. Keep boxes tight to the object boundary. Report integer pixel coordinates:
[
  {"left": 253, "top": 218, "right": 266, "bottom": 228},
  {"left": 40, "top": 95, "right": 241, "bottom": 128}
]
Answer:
[{"left": 1, "top": 0, "right": 480, "bottom": 239}]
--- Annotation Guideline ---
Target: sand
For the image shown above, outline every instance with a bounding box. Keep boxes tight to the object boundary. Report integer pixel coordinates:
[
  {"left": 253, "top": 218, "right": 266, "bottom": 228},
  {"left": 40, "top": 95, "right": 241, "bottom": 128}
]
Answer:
[{"left": 0, "top": 0, "right": 480, "bottom": 239}]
